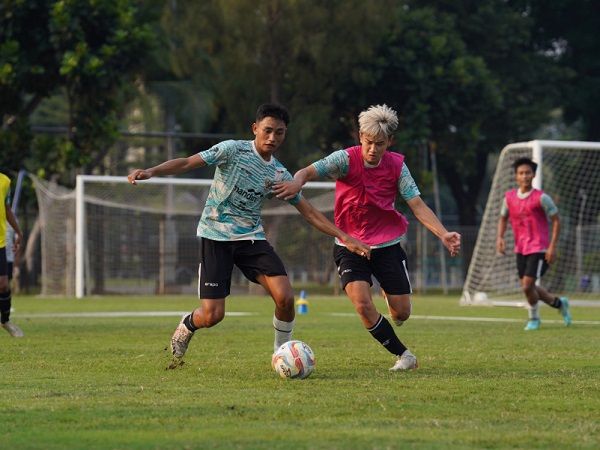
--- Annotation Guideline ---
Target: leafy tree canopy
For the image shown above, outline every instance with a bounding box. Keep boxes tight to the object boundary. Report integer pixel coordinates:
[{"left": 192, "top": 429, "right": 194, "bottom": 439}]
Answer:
[{"left": 0, "top": 0, "right": 154, "bottom": 181}]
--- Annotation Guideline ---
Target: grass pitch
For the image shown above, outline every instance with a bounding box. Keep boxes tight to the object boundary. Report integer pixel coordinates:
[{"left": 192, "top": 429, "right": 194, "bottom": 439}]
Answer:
[{"left": 1, "top": 294, "right": 599, "bottom": 449}]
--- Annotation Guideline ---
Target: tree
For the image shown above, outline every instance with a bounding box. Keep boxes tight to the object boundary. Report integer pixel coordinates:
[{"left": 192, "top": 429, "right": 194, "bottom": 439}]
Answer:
[
  {"left": 49, "top": 0, "right": 154, "bottom": 176},
  {"left": 352, "top": 1, "right": 570, "bottom": 225},
  {"left": 0, "top": 0, "right": 154, "bottom": 181},
  {"left": 137, "top": 0, "right": 571, "bottom": 229},
  {"left": 373, "top": 5, "right": 501, "bottom": 225},
  {"left": 0, "top": 0, "right": 62, "bottom": 174},
  {"left": 510, "top": 0, "right": 600, "bottom": 140},
  {"left": 145, "top": 0, "right": 388, "bottom": 162}
]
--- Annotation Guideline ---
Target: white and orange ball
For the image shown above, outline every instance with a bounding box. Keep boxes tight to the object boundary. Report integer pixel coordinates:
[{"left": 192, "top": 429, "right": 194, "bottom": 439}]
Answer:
[{"left": 272, "top": 340, "right": 315, "bottom": 380}]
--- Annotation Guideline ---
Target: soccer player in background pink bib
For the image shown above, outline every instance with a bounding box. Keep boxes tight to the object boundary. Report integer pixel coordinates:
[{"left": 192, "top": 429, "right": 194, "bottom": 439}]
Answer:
[{"left": 496, "top": 157, "right": 571, "bottom": 330}]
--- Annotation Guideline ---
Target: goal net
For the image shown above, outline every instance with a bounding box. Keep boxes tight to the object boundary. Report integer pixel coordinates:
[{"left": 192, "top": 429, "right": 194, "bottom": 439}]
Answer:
[
  {"left": 461, "top": 140, "right": 600, "bottom": 306},
  {"left": 33, "top": 175, "right": 339, "bottom": 297}
]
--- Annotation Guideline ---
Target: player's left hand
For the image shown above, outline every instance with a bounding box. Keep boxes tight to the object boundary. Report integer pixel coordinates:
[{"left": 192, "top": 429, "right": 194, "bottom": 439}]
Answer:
[
  {"left": 443, "top": 232, "right": 461, "bottom": 257},
  {"left": 545, "top": 247, "right": 557, "bottom": 264},
  {"left": 272, "top": 180, "right": 302, "bottom": 201}
]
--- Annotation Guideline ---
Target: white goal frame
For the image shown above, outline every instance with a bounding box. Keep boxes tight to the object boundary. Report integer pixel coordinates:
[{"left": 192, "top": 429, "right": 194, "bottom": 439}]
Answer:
[
  {"left": 74, "top": 175, "right": 337, "bottom": 298},
  {"left": 76, "top": 176, "right": 206, "bottom": 297},
  {"left": 461, "top": 140, "right": 600, "bottom": 306},
  {"left": 33, "top": 173, "right": 466, "bottom": 298}
]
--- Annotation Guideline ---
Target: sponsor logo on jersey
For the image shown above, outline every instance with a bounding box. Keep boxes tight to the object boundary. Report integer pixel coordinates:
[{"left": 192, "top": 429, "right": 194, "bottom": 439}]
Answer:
[{"left": 233, "top": 185, "right": 260, "bottom": 202}]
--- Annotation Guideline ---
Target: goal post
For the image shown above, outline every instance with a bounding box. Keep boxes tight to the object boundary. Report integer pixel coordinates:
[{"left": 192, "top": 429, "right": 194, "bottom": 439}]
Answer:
[
  {"left": 74, "top": 175, "right": 216, "bottom": 298},
  {"left": 461, "top": 140, "right": 600, "bottom": 306}
]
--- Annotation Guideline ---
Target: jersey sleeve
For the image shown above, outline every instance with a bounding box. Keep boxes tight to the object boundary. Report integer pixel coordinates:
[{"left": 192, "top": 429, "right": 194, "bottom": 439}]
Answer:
[
  {"left": 540, "top": 193, "right": 558, "bottom": 217},
  {"left": 312, "top": 149, "right": 349, "bottom": 180},
  {"left": 198, "top": 140, "right": 236, "bottom": 166},
  {"left": 500, "top": 197, "right": 509, "bottom": 217},
  {"left": 398, "top": 163, "right": 421, "bottom": 201}
]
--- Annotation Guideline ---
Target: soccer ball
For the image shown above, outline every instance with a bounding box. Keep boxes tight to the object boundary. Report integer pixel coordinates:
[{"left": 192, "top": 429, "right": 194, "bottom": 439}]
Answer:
[{"left": 272, "top": 340, "right": 315, "bottom": 380}]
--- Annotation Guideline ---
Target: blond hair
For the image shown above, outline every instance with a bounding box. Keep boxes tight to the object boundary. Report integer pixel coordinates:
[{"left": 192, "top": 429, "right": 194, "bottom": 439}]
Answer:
[{"left": 358, "top": 104, "right": 398, "bottom": 137}]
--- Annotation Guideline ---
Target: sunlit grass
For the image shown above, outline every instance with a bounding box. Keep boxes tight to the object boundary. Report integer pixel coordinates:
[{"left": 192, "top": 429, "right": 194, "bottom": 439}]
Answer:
[{"left": 1, "top": 295, "right": 598, "bottom": 449}]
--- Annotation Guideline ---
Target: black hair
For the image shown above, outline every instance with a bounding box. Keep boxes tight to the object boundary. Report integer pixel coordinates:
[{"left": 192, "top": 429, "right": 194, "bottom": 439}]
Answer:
[
  {"left": 256, "top": 103, "right": 290, "bottom": 126},
  {"left": 512, "top": 157, "right": 537, "bottom": 174}
]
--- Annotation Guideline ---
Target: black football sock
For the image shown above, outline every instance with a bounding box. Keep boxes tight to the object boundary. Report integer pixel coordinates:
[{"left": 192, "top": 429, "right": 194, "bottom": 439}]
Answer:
[
  {"left": 0, "top": 290, "right": 11, "bottom": 324},
  {"left": 368, "top": 314, "right": 407, "bottom": 357},
  {"left": 184, "top": 312, "right": 199, "bottom": 331},
  {"left": 550, "top": 297, "right": 562, "bottom": 309}
]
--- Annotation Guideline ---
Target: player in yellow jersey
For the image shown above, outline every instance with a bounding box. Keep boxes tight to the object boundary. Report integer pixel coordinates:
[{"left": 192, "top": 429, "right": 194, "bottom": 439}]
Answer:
[{"left": 0, "top": 172, "right": 24, "bottom": 337}]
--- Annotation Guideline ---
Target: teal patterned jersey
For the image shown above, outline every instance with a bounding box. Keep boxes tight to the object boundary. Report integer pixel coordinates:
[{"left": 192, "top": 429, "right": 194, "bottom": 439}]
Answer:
[{"left": 197, "top": 140, "right": 301, "bottom": 241}]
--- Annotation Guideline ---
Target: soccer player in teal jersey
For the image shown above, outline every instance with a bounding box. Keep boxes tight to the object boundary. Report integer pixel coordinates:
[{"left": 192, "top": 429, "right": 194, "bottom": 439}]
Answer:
[
  {"left": 128, "top": 103, "right": 371, "bottom": 359},
  {"left": 272, "top": 104, "right": 461, "bottom": 371}
]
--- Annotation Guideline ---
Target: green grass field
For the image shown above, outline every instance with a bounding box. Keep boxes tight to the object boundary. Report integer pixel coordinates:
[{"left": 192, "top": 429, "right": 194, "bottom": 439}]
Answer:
[{"left": 1, "top": 294, "right": 599, "bottom": 449}]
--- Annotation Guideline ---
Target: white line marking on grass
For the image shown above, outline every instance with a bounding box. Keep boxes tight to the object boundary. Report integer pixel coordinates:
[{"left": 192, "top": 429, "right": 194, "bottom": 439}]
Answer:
[
  {"left": 13, "top": 311, "right": 600, "bottom": 326},
  {"left": 14, "top": 311, "right": 256, "bottom": 319},
  {"left": 491, "top": 300, "right": 600, "bottom": 307},
  {"left": 328, "top": 313, "right": 600, "bottom": 325}
]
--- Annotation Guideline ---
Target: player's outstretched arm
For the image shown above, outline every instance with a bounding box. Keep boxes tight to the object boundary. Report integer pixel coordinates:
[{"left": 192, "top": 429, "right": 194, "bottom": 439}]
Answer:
[
  {"left": 546, "top": 213, "right": 561, "bottom": 264},
  {"left": 128, "top": 154, "right": 206, "bottom": 185},
  {"left": 294, "top": 197, "right": 371, "bottom": 259},
  {"left": 407, "top": 196, "right": 460, "bottom": 257},
  {"left": 496, "top": 215, "right": 508, "bottom": 255},
  {"left": 272, "top": 166, "right": 319, "bottom": 201}
]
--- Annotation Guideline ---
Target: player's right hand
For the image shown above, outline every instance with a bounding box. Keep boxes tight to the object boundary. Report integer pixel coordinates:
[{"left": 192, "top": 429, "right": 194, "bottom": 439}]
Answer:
[
  {"left": 127, "top": 169, "right": 151, "bottom": 185},
  {"left": 344, "top": 236, "right": 371, "bottom": 260}
]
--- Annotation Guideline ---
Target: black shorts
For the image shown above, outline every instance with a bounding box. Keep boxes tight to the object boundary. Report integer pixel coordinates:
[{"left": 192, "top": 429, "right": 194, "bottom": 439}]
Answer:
[
  {"left": 333, "top": 243, "right": 412, "bottom": 295},
  {"left": 0, "top": 247, "right": 7, "bottom": 278},
  {"left": 516, "top": 253, "right": 548, "bottom": 279},
  {"left": 198, "top": 238, "right": 287, "bottom": 299}
]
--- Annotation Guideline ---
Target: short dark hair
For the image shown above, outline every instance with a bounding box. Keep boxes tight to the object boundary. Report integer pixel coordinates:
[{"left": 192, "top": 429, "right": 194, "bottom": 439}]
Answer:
[
  {"left": 256, "top": 103, "right": 290, "bottom": 126},
  {"left": 513, "top": 157, "right": 537, "bottom": 174}
]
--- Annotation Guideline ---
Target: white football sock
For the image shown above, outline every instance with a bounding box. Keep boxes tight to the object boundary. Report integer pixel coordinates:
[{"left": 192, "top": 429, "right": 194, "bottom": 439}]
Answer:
[
  {"left": 273, "top": 315, "right": 295, "bottom": 351},
  {"left": 528, "top": 302, "right": 540, "bottom": 320}
]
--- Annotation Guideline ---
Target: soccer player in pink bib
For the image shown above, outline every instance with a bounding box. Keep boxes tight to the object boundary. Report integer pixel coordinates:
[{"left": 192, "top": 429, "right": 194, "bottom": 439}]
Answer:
[
  {"left": 496, "top": 157, "right": 571, "bottom": 330},
  {"left": 273, "top": 104, "right": 461, "bottom": 371}
]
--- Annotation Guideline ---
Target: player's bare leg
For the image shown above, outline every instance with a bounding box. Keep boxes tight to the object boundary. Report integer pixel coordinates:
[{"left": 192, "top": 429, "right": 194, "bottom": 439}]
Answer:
[
  {"left": 346, "top": 281, "right": 380, "bottom": 327},
  {"left": 346, "top": 281, "right": 417, "bottom": 370},
  {"left": 171, "top": 298, "right": 226, "bottom": 358},
  {"left": 534, "top": 285, "right": 556, "bottom": 305},
  {"left": 384, "top": 291, "right": 412, "bottom": 327},
  {"left": 535, "top": 285, "right": 571, "bottom": 326},
  {"left": 0, "top": 275, "right": 22, "bottom": 337},
  {"left": 257, "top": 274, "right": 295, "bottom": 350},
  {"left": 522, "top": 276, "right": 541, "bottom": 330}
]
